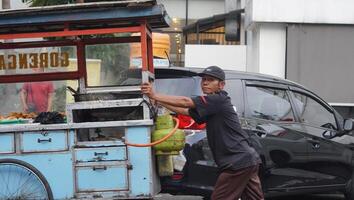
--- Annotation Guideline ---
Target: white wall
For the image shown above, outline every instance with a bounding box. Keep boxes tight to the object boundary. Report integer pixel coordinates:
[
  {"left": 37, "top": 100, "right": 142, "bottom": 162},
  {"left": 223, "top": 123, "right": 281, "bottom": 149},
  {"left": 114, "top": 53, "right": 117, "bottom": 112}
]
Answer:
[
  {"left": 0, "top": 0, "right": 28, "bottom": 9},
  {"left": 157, "top": 0, "right": 224, "bottom": 19},
  {"left": 247, "top": 23, "right": 286, "bottom": 78},
  {"left": 157, "top": 0, "right": 186, "bottom": 19},
  {"left": 11, "top": 0, "right": 28, "bottom": 9},
  {"left": 188, "top": 0, "right": 224, "bottom": 19},
  {"left": 185, "top": 44, "right": 247, "bottom": 70},
  {"left": 246, "top": 28, "right": 259, "bottom": 73},
  {"left": 258, "top": 23, "right": 286, "bottom": 78},
  {"left": 246, "top": 0, "right": 354, "bottom": 28}
]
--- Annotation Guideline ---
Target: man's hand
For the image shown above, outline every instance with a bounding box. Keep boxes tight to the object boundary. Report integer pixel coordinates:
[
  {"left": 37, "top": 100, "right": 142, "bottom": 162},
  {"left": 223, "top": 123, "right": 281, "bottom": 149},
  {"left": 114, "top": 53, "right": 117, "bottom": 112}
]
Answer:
[
  {"left": 22, "top": 104, "right": 29, "bottom": 113},
  {"left": 141, "top": 82, "right": 155, "bottom": 99}
]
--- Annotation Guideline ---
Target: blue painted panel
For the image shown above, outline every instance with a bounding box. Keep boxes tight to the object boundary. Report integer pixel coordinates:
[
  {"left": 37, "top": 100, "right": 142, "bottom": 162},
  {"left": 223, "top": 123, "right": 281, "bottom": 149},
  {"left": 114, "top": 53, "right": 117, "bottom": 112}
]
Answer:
[
  {"left": 0, "top": 133, "right": 14, "bottom": 153},
  {"left": 22, "top": 131, "right": 67, "bottom": 152},
  {"left": 77, "top": 165, "right": 128, "bottom": 192},
  {"left": 0, "top": 153, "right": 74, "bottom": 199},
  {"left": 75, "top": 147, "right": 126, "bottom": 162},
  {"left": 68, "top": 130, "right": 75, "bottom": 147},
  {"left": 126, "top": 127, "right": 153, "bottom": 196}
]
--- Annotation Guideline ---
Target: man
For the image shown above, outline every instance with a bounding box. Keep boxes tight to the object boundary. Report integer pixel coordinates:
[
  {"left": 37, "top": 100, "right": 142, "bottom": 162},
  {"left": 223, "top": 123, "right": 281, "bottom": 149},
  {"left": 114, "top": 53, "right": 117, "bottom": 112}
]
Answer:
[
  {"left": 141, "top": 66, "right": 264, "bottom": 200},
  {"left": 20, "top": 81, "right": 54, "bottom": 113}
]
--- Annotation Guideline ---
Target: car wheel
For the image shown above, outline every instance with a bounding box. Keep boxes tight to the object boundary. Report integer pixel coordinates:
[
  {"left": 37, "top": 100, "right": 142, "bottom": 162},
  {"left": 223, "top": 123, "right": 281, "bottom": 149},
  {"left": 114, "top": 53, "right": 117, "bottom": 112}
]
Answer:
[{"left": 345, "top": 172, "right": 354, "bottom": 200}]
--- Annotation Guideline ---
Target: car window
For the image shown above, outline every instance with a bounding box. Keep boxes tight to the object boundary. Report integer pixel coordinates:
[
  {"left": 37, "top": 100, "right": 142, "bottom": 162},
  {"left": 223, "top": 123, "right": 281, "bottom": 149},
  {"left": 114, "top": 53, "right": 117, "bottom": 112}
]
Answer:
[
  {"left": 246, "top": 86, "right": 295, "bottom": 122},
  {"left": 155, "top": 77, "right": 202, "bottom": 97},
  {"left": 224, "top": 79, "right": 244, "bottom": 116},
  {"left": 292, "top": 92, "right": 337, "bottom": 129}
]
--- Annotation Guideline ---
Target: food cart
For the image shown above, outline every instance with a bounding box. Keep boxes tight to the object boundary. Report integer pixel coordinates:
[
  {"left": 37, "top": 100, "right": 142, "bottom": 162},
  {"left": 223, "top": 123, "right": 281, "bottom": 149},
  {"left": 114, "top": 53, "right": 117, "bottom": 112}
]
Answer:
[{"left": 0, "top": 1, "right": 171, "bottom": 199}]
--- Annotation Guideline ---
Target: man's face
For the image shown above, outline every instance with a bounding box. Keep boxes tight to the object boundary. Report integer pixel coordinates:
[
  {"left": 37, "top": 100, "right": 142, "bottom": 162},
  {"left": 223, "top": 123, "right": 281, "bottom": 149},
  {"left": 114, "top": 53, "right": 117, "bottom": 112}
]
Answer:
[{"left": 201, "top": 75, "right": 225, "bottom": 94}]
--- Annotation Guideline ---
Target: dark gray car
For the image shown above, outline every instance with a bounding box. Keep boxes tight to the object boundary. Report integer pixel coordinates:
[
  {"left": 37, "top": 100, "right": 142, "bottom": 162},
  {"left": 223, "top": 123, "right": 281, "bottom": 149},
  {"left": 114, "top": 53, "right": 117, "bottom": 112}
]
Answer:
[{"left": 155, "top": 67, "right": 354, "bottom": 200}]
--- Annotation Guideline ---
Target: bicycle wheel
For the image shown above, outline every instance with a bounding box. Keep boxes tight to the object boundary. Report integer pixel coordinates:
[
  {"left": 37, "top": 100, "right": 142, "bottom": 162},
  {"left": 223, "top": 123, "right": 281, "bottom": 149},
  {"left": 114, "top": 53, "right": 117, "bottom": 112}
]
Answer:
[{"left": 0, "top": 159, "right": 53, "bottom": 200}]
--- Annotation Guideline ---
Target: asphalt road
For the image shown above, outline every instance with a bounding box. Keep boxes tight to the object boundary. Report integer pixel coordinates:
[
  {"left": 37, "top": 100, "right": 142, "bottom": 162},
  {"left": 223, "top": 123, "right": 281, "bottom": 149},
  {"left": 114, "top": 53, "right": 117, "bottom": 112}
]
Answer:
[{"left": 155, "top": 193, "right": 345, "bottom": 200}]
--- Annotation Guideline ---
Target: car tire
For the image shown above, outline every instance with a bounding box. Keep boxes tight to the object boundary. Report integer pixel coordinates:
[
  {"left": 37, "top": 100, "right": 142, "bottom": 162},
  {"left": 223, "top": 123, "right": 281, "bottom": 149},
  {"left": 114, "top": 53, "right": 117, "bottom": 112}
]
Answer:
[{"left": 345, "top": 172, "right": 354, "bottom": 200}]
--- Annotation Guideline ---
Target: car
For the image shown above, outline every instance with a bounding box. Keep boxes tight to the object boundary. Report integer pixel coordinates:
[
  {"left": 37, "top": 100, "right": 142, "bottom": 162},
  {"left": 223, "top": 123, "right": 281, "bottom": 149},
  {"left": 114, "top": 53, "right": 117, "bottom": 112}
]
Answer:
[{"left": 154, "top": 67, "right": 354, "bottom": 200}]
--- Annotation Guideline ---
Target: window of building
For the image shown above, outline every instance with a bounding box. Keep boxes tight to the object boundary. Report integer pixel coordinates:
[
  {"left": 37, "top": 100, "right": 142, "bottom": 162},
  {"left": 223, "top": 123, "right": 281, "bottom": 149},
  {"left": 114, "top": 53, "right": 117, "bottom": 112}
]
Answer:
[
  {"left": 155, "top": 18, "right": 186, "bottom": 66},
  {"left": 155, "top": 0, "right": 239, "bottom": 66},
  {"left": 184, "top": 15, "right": 241, "bottom": 46}
]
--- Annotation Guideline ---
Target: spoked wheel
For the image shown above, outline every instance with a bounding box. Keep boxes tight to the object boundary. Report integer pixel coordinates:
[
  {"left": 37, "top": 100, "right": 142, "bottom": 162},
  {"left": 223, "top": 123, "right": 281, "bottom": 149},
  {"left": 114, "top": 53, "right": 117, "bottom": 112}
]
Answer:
[{"left": 0, "top": 159, "right": 53, "bottom": 200}]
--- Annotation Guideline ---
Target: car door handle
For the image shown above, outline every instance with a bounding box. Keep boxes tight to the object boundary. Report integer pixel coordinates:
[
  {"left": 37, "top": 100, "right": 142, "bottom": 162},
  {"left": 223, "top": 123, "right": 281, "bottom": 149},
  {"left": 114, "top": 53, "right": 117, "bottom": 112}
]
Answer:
[{"left": 307, "top": 139, "right": 320, "bottom": 149}]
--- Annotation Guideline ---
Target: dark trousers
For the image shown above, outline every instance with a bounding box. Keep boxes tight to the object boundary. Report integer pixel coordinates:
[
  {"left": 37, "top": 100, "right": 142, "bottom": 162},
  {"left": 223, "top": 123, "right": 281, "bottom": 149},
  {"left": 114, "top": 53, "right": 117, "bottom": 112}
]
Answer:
[{"left": 211, "top": 165, "right": 264, "bottom": 200}]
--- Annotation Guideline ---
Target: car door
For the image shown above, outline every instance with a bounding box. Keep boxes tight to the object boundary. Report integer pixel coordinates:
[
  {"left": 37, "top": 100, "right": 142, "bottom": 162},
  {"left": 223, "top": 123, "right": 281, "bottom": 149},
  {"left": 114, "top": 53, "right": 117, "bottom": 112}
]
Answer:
[
  {"left": 289, "top": 88, "right": 352, "bottom": 188},
  {"left": 243, "top": 81, "right": 313, "bottom": 193}
]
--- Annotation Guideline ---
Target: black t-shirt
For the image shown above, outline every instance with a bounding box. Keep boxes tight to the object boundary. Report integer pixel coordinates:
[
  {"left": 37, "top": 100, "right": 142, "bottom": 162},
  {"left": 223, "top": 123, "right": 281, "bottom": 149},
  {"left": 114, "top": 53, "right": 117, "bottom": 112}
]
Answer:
[{"left": 189, "top": 90, "right": 260, "bottom": 171}]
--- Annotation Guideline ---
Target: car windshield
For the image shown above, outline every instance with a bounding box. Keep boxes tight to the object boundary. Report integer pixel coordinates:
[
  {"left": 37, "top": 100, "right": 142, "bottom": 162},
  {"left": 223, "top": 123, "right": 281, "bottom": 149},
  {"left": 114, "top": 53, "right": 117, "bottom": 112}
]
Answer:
[{"left": 155, "top": 77, "right": 202, "bottom": 97}]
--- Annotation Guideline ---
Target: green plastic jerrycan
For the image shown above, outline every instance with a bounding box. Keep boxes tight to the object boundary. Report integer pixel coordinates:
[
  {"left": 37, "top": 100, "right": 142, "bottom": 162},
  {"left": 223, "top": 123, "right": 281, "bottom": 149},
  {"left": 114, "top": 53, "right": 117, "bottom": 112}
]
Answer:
[
  {"left": 155, "top": 114, "right": 175, "bottom": 130},
  {"left": 152, "top": 128, "right": 185, "bottom": 155}
]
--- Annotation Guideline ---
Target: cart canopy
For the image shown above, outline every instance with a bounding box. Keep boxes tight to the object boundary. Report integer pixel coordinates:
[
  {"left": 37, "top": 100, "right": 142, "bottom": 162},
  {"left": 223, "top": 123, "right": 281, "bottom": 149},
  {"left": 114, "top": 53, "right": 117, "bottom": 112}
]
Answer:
[{"left": 0, "top": 0, "right": 169, "bottom": 37}]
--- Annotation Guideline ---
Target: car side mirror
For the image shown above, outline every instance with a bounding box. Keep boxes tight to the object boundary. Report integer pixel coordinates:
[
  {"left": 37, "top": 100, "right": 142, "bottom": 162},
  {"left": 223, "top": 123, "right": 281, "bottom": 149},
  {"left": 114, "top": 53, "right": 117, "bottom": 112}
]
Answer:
[
  {"left": 322, "top": 130, "right": 336, "bottom": 139},
  {"left": 344, "top": 119, "right": 354, "bottom": 131}
]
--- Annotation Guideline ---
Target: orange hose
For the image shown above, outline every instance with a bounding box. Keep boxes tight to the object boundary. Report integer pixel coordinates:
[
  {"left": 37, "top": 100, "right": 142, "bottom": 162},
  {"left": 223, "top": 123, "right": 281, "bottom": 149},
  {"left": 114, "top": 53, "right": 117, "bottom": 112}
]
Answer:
[{"left": 124, "top": 117, "right": 180, "bottom": 147}]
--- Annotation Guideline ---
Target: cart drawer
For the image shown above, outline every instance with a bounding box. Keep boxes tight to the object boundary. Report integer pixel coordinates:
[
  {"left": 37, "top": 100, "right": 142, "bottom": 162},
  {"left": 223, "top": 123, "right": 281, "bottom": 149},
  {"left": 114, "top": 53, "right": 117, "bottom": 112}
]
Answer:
[
  {"left": 75, "top": 147, "right": 126, "bottom": 163},
  {"left": 0, "top": 133, "right": 15, "bottom": 154},
  {"left": 76, "top": 164, "right": 128, "bottom": 192},
  {"left": 21, "top": 130, "right": 68, "bottom": 152}
]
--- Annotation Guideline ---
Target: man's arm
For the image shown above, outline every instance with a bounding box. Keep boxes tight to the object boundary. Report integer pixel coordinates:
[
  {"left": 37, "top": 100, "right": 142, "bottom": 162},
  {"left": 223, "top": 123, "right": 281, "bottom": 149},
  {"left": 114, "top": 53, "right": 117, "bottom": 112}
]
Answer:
[
  {"left": 20, "top": 89, "right": 28, "bottom": 113},
  {"left": 158, "top": 102, "right": 190, "bottom": 115},
  {"left": 141, "top": 82, "right": 195, "bottom": 108},
  {"left": 47, "top": 93, "right": 54, "bottom": 112}
]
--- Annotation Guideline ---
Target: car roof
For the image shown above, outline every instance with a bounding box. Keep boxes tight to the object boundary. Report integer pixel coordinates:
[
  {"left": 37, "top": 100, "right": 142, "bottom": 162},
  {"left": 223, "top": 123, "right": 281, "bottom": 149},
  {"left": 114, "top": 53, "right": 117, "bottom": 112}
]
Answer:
[{"left": 155, "top": 66, "right": 307, "bottom": 90}]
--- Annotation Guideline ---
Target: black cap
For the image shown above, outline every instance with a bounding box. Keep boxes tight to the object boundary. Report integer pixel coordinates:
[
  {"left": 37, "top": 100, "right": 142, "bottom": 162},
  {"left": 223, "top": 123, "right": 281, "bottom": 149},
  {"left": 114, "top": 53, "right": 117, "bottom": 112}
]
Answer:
[{"left": 198, "top": 66, "right": 225, "bottom": 81}]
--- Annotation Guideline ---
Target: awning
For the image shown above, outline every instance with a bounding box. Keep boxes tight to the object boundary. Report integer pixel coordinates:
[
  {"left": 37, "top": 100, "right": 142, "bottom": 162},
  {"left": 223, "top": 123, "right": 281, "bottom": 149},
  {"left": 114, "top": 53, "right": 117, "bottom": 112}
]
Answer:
[{"left": 0, "top": 0, "right": 170, "bottom": 35}]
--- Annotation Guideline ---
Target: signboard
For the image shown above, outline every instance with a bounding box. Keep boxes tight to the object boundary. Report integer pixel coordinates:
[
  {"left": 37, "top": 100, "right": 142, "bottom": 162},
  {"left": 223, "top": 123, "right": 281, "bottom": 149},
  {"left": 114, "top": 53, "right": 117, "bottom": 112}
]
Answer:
[{"left": 0, "top": 52, "right": 70, "bottom": 70}]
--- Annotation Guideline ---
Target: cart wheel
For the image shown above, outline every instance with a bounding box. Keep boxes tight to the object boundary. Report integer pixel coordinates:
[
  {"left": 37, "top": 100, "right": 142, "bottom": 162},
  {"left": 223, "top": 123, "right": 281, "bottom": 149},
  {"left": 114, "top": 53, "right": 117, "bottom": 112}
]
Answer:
[{"left": 0, "top": 159, "right": 53, "bottom": 200}]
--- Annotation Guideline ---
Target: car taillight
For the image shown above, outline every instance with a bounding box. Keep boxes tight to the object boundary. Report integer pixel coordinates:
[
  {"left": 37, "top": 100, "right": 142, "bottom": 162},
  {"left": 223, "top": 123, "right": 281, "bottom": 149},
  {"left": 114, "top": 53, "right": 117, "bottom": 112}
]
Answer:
[
  {"left": 177, "top": 114, "right": 206, "bottom": 130},
  {"left": 171, "top": 172, "right": 184, "bottom": 180}
]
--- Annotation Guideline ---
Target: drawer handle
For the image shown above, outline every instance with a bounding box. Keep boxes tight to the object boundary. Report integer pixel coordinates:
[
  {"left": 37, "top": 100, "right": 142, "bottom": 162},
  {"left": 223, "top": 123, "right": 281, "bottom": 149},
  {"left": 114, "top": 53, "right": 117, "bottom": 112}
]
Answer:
[
  {"left": 37, "top": 138, "right": 52, "bottom": 143},
  {"left": 94, "top": 152, "right": 108, "bottom": 156},
  {"left": 93, "top": 166, "right": 107, "bottom": 171}
]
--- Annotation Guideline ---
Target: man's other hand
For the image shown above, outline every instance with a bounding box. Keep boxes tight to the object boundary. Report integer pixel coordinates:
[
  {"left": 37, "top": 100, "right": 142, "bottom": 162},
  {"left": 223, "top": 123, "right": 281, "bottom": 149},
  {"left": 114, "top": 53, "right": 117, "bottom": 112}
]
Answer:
[
  {"left": 141, "top": 82, "right": 155, "bottom": 99},
  {"left": 22, "top": 104, "right": 29, "bottom": 113}
]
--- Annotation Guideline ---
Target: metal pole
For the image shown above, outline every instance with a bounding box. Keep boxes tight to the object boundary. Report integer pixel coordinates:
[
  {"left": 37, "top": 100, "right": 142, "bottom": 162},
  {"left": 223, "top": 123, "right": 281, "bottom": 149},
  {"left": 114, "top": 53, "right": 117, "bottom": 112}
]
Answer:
[{"left": 1, "top": 0, "right": 15, "bottom": 110}]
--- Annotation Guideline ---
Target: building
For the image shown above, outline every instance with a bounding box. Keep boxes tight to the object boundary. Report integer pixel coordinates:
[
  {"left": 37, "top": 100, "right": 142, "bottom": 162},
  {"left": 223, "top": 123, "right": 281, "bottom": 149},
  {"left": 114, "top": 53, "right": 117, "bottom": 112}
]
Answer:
[
  {"left": 159, "top": 0, "right": 354, "bottom": 117},
  {"left": 244, "top": 0, "right": 354, "bottom": 118}
]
